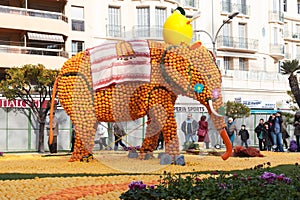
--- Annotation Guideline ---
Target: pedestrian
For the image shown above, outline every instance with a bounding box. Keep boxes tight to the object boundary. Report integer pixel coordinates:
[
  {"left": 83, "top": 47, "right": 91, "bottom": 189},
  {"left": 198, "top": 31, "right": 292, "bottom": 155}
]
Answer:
[
  {"left": 113, "top": 122, "right": 127, "bottom": 151},
  {"left": 281, "top": 121, "right": 290, "bottom": 150},
  {"left": 156, "top": 131, "right": 164, "bottom": 150},
  {"left": 70, "top": 124, "right": 76, "bottom": 152},
  {"left": 238, "top": 124, "right": 249, "bottom": 148},
  {"left": 267, "top": 113, "right": 276, "bottom": 146},
  {"left": 293, "top": 111, "right": 300, "bottom": 152},
  {"left": 197, "top": 115, "right": 210, "bottom": 149},
  {"left": 262, "top": 122, "right": 272, "bottom": 151},
  {"left": 270, "top": 111, "right": 284, "bottom": 152},
  {"left": 45, "top": 112, "right": 59, "bottom": 154},
  {"left": 254, "top": 118, "right": 265, "bottom": 151},
  {"left": 94, "top": 122, "right": 108, "bottom": 150},
  {"left": 225, "top": 117, "right": 238, "bottom": 148},
  {"left": 181, "top": 113, "right": 198, "bottom": 143}
]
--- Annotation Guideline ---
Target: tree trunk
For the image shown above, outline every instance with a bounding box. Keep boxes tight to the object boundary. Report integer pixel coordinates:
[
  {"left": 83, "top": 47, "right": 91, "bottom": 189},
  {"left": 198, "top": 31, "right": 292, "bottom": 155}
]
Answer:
[
  {"left": 38, "top": 122, "right": 45, "bottom": 153},
  {"left": 288, "top": 74, "right": 300, "bottom": 108}
]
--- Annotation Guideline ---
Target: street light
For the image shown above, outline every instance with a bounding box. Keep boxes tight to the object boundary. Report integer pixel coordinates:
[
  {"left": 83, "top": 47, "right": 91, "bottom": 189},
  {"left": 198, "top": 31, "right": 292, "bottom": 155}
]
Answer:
[{"left": 194, "top": 11, "right": 239, "bottom": 58}]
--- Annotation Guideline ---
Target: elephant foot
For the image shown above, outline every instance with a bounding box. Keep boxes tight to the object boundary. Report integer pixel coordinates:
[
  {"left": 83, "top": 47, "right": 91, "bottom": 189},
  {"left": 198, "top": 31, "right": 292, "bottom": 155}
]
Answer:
[
  {"left": 138, "top": 152, "right": 155, "bottom": 160},
  {"left": 159, "top": 154, "right": 185, "bottom": 165}
]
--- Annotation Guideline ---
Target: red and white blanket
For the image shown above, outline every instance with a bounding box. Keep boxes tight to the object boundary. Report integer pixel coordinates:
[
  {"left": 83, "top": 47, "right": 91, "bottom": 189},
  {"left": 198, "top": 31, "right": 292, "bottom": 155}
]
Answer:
[{"left": 88, "top": 39, "right": 151, "bottom": 90}]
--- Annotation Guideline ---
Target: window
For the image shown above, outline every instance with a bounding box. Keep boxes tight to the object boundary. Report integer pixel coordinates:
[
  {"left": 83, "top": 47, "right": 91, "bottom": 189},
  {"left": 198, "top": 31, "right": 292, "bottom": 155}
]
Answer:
[
  {"left": 238, "top": 23, "right": 247, "bottom": 48},
  {"left": 155, "top": 7, "right": 166, "bottom": 38},
  {"left": 184, "top": 0, "right": 195, "bottom": 7},
  {"left": 239, "top": 58, "right": 246, "bottom": 70},
  {"left": 136, "top": 7, "right": 150, "bottom": 37},
  {"left": 273, "top": 0, "right": 278, "bottom": 11},
  {"left": 298, "top": 1, "right": 300, "bottom": 14},
  {"left": 224, "top": 57, "right": 231, "bottom": 70},
  {"left": 71, "top": 6, "right": 84, "bottom": 31},
  {"left": 223, "top": 22, "right": 231, "bottom": 46},
  {"left": 274, "top": 27, "right": 278, "bottom": 45},
  {"left": 297, "top": 45, "right": 300, "bottom": 57},
  {"left": 108, "top": 6, "right": 121, "bottom": 37},
  {"left": 222, "top": 0, "right": 232, "bottom": 13},
  {"left": 283, "top": 0, "right": 287, "bottom": 12},
  {"left": 263, "top": 57, "right": 267, "bottom": 71},
  {"left": 238, "top": 0, "right": 247, "bottom": 15},
  {"left": 72, "top": 41, "right": 84, "bottom": 55}
]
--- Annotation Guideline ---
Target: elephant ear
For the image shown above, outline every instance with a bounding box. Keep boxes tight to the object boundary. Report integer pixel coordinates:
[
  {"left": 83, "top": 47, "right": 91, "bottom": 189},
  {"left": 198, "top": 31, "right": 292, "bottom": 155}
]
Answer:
[
  {"left": 160, "top": 45, "right": 207, "bottom": 95},
  {"left": 160, "top": 46, "right": 193, "bottom": 94}
]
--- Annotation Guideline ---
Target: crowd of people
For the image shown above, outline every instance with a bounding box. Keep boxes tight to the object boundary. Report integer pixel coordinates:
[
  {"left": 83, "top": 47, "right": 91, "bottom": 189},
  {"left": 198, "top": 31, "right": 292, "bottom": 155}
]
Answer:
[{"left": 46, "top": 110, "right": 300, "bottom": 153}]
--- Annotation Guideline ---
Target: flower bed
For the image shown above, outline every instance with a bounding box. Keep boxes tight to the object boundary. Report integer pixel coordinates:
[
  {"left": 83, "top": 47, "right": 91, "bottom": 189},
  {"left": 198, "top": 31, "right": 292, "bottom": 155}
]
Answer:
[{"left": 0, "top": 151, "right": 299, "bottom": 199}]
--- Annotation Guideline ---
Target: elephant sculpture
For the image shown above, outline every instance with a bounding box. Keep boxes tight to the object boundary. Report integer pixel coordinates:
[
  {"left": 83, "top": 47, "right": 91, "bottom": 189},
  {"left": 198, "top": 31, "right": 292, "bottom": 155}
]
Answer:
[{"left": 49, "top": 39, "right": 232, "bottom": 162}]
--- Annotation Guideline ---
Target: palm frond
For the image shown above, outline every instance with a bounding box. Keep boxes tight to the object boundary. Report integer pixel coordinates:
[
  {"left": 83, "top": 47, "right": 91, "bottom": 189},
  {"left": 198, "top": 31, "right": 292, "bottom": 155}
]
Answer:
[{"left": 280, "top": 59, "right": 300, "bottom": 75}]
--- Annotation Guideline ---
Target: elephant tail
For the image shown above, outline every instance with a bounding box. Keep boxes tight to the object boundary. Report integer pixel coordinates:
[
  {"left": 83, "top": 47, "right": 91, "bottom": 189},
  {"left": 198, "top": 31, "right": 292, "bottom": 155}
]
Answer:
[
  {"left": 219, "top": 128, "right": 232, "bottom": 160},
  {"left": 49, "top": 75, "right": 60, "bottom": 145}
]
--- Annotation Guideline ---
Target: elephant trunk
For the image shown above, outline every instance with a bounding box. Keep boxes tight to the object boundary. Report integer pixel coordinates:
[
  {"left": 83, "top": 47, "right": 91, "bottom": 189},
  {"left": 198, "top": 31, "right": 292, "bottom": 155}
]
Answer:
[
  {"left": 49, "top": 76, "right": 60, "bottom": 145},
  {"left": 207, "top": 98, "right": 232, "bottom": 160}
]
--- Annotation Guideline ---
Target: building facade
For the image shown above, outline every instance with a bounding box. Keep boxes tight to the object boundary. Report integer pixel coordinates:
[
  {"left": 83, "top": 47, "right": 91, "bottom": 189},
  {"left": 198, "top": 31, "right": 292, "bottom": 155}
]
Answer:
[{"left": 0, "top": 0, "right": 299, "bottom": 152}]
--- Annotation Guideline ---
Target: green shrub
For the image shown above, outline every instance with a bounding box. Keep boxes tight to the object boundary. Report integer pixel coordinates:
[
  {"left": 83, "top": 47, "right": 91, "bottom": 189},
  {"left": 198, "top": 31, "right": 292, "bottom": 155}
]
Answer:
[{"left": 120, "top": 163, "right": 300, "bottom": 200}]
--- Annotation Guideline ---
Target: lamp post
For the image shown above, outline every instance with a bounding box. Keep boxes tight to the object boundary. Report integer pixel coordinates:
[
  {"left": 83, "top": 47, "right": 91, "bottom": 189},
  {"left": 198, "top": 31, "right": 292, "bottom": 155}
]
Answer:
[{"left": 194, "top": 12, "right": 239, "bottom": 58}]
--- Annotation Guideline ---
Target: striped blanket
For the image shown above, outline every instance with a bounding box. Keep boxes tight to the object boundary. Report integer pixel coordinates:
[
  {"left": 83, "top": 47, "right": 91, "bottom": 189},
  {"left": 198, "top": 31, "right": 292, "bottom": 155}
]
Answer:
[{"left": 88, "top": 39, "right": 151, "bottom": 90}]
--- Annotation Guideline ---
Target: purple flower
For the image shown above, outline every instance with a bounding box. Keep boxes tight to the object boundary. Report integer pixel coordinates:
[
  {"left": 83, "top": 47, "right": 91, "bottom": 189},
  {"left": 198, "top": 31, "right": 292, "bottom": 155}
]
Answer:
[
  {"left": 128, "top": 181, "right": 147, "bottom": 190},
  {"left": 233, "top": 174, "right": 238, "bottom": 178},
  {"left": 260, "top": 172, "right": 292, "bottom": 184},
  {"left": 218, "top": 183, "right": 227, "bottom": 189},
  {"left": 247, "top": 176, "right": 253, "bottom": 181},
  {"left": 0, "top": 152, "right": 3, "bottom": 156},
  {"left": 195, "top": 177, "right": 202, "bottom": 182}
]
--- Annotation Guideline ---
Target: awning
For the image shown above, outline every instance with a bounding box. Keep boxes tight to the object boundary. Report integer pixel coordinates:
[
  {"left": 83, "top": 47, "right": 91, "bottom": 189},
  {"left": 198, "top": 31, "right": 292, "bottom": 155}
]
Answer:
[
  {"left": 250, "top": 109, "right": 278, "bottom": 114},
  {"left": 27, "top": 32, "right": 64, "bottom": 43}
]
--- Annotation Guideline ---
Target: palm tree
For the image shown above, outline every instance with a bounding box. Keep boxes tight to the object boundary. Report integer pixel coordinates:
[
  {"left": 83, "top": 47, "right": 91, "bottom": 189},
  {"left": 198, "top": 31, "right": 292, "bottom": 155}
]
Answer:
[{"left": 280, "top": 59, "right": 300, "bottom": 108}]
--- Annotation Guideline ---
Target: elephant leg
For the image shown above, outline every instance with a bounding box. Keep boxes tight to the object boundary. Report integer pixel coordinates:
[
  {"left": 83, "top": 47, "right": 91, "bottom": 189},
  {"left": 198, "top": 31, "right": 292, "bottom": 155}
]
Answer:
[
  {"left": 162, "top": 115, "right": 179, "bottom": 158},
  {"left": 69, "top": 75, "right": 98, "bottom": 162},
  {"left": 59, "top": 52, "right": 98, "bottom": 162},
  {"left": 139, "top": 104, "right": 167, "bottom": 159}
]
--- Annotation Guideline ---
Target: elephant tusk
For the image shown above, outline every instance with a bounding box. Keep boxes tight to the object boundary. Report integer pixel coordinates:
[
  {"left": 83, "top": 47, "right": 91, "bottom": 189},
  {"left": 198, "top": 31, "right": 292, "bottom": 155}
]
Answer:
[{"left": 208, "top": 99, "right": 223, "bottom": 117}]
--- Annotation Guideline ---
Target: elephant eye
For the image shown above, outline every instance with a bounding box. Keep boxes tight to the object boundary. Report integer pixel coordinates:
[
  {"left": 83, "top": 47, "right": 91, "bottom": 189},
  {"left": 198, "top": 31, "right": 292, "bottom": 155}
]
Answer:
[{"left": 207, "top": 75, "right": 211, "bottom": 79}]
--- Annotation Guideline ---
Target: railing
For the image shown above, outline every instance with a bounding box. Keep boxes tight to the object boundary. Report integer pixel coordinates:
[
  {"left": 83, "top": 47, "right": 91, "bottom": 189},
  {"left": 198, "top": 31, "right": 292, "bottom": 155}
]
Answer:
[
  {"left": 183, "top": 0, "right": 197, "bottom": 7},
  {"left": 0, "top": 45, "right": 68, "bottom": 58},
  {"left": 269, "top": 11, "right": 284, "bottom": 22},
  {"left": 132, "top": 25, "right": 164, "bottom": 39},
  {"left": 285, "top": 53, "right": 292, "bottom": 59},
  {"left": 237, "top": 3, "right": 250, "bottom": 15},
  {"left": 221, "top": 1, "right": 233, "bottom": 13},
  {"left": 224, "top": 70, "right": 287, "bottom": 81},
  {"left": 106, "top": 24, "right": 125, "bottom": 38},
  {"left": 217, "top": 35, "right": 258, "bottom": 50},
  {"left": 0, "top": 5, "right": 68, "bottom": 22},
  {"left": 269, "top": 44, "right": 284, "bottom": 55}
]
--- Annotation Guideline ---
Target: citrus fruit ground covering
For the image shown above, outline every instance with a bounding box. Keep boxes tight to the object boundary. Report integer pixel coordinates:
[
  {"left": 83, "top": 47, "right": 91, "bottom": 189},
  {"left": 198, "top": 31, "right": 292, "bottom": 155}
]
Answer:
[{"left": 0, "top": 150, "right": 299, "bottom": 199}]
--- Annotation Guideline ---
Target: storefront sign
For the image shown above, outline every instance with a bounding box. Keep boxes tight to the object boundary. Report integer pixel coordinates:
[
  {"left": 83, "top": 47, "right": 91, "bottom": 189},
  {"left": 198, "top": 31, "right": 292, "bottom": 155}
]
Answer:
[
  {"left": 0, "top": 98, "right": 55, "bottom": 108},
  {"left": 242, "top": 100, "right": 275, "bottom": 109},
  {"left": 174, "top": 106, "right": 207, "bottom": 113}
]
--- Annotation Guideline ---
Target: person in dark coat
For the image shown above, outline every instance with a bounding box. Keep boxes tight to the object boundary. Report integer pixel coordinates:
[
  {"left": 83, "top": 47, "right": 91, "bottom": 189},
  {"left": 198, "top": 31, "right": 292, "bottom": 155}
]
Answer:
[
  {"left": 238, "top": 125, "right": 249, "bottom": 148},
  {"left": 262, "top": 122, "right": 272, "bottom": 151},
  {"left": 293, "top": 111, "right": 300, "bottom": 152},
  {"left": 254, "top": 118, "right": 265, "bottom": 151},
  {"left": 156, "top": 131, "right": 164, "bottom": 150}
]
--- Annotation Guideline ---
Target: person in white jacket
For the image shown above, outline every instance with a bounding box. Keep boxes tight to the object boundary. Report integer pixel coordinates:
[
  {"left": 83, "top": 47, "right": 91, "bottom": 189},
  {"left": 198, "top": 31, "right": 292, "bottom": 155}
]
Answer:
[{"left": 94, "top": 122, "right": 108, "bottom": 150}]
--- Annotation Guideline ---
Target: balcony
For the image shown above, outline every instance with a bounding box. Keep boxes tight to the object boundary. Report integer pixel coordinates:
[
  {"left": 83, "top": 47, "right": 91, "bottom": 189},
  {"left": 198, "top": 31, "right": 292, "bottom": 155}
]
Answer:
[
  {"left": 223, "top": 70, "right": 286, "bottom": 81},
  {"left": 284, "top": 31, "right": 300, "bottom": 41},
  {"left": 237, "top": 3, "right": 250, "bottom": 16},
  {"left": 269, "top": 44, "right": 284, "bottom": 60},
  {"left": 269, "top": 11, "right": 284, "bottom": 24},
  {"left": 0, "top": 5, "right": 67, "bottom": 22},
  {"left": 106, "top": 24, "right": 125, "bottom": 38},
  {"left": 221, "top": 1, "right": 233, "bottom": 13},
  {"left": 0, "top": 5, "right": 68, "bottom": 36},
  {"left": 131, "top": 25, "right": 164, "bottom": 40},
  {"left": 217, "top": 36, "right": 258, "bottom": 53},
  {"left": 0, "top": 45, "right": 68, "bottom": 69},
  {"left": 183, "top": 0, "right": 197, "bottom": 8}
]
